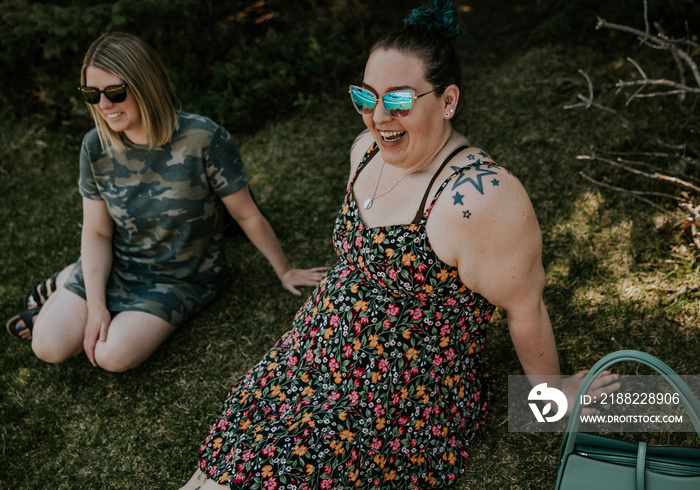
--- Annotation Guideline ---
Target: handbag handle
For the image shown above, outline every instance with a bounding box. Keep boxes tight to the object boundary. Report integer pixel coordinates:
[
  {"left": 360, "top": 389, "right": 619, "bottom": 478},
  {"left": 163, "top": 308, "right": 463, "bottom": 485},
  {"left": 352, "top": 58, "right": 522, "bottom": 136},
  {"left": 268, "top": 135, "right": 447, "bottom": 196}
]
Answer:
[{"left": 561, "top": 350, "right": 700, "bottom": 459}]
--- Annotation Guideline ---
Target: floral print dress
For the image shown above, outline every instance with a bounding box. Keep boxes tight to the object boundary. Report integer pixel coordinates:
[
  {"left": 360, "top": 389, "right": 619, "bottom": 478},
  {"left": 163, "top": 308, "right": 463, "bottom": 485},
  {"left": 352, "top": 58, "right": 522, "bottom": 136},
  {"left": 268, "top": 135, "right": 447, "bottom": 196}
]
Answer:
[{"left": 199, "top": 144, "right": 495, "bottom": 489}]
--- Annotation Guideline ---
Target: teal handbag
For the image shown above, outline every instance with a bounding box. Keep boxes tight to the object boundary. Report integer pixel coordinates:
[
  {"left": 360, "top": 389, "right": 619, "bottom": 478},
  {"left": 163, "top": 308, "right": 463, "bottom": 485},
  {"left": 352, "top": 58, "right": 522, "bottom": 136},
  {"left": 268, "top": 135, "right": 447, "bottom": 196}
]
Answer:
[{"left": 555, "top": 350, "right": 700, "bottom": 489}]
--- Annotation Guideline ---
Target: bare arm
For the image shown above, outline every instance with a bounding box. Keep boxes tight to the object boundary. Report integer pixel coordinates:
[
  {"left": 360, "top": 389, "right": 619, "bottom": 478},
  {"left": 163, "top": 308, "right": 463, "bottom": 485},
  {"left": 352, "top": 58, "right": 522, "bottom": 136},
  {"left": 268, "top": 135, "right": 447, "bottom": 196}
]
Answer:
[
  {"left": 455, "top": 171, "right": 561, "bottom": 381},
  {"left": 221, "top": 186, "right": 326, "bottom": 295},
  {"left": 80, "top": 197, "right": 114, "bottom": 366},
  {"left": 430, "top": 157, "right": 618, "bottom": 412}
]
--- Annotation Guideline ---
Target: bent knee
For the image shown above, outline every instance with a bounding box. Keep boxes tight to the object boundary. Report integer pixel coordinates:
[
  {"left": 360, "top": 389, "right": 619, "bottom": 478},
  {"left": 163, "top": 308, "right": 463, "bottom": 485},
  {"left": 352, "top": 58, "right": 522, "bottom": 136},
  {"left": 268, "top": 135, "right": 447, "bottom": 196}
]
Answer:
[
  {"left": 94, "top": 345, "right": 144, "bottom": 372},
  {"left": 31, "top": 335, "right": 75, "bottom": 364},
  {"left": 94, "top": 353, "right": 138, "bottom": 372}
]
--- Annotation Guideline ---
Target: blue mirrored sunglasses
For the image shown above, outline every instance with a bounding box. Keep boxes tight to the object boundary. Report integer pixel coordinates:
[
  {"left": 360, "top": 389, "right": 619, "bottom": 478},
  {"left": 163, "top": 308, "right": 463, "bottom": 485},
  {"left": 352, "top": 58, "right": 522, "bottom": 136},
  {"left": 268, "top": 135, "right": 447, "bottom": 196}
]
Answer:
[{"left": 348, "top": 85, "right": 440, "bottom": 118}]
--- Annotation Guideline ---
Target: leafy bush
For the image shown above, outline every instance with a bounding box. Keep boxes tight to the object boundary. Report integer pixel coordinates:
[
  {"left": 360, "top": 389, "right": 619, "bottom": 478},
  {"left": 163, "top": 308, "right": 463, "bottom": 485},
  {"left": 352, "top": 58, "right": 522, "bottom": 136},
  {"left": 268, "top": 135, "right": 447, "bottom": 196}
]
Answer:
[
  {"left": 176, "top": 12, "right": 376, "bottom": 131},
  {"left": 0, "top": 0, "right": 417, "bottom": 132}
]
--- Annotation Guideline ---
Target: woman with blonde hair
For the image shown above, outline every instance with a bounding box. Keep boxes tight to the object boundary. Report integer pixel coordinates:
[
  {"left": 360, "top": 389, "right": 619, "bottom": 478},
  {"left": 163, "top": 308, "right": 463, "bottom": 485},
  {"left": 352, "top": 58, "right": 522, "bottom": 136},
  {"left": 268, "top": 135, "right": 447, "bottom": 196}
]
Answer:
[{"left": 5, "top": 32, "right": 325, "bottom": 371}]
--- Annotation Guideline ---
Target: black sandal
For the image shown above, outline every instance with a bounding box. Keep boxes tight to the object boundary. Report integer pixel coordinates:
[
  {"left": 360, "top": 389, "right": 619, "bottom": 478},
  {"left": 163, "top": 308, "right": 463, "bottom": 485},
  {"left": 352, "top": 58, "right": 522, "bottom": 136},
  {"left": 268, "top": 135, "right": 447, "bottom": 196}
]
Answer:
[
  {"left": 5, "top": 308, "right": 41, "bottom": 341},
  {"left": 25, "top": 271, "right": 59, "bottom": 309}
]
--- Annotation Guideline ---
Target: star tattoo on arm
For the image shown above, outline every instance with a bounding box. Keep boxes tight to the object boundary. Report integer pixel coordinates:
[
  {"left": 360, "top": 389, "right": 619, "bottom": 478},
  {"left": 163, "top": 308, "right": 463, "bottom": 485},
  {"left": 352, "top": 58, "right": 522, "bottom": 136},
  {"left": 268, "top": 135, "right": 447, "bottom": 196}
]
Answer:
[
  {"left": 450, "top": 161, "right": 498, "bottom": 195},
  {"left": 450, "top": 159, "right": 503, "bottom": 220}
]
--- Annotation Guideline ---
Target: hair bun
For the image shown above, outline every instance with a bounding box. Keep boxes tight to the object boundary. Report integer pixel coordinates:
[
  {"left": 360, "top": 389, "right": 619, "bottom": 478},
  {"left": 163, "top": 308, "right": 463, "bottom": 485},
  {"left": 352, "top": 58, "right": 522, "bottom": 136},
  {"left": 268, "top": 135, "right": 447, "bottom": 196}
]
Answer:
[{"left": 404, "top": 0, "right": 460, "bottom": 39}]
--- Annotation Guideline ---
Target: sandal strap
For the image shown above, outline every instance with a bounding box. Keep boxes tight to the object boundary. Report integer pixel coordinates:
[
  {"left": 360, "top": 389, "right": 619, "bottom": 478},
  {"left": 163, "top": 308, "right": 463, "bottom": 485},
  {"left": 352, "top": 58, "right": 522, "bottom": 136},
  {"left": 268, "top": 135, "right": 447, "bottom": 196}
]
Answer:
[
  {"left": 26, "top": 271, "right": 59, "bottom": 307},
  {"left": 38, "top": 272, "right": 58, "bottom": 299},
  {"left": 6, "top": 307, "right": 41, "bottom": 341}
]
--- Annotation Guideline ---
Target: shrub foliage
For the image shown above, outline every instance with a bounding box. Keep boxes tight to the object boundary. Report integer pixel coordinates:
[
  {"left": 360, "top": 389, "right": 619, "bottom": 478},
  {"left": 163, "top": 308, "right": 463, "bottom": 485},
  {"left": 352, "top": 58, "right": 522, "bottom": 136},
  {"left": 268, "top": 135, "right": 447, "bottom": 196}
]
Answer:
[{"left": 0, "top": 0, "right": 420, "bottom": 132}]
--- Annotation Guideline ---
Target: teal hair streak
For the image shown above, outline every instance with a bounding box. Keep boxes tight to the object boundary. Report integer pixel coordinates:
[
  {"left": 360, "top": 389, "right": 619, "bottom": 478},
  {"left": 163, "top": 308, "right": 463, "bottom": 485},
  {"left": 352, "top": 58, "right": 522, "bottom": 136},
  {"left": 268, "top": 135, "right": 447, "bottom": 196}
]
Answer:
[{"left": 404, "top": 0, "right": 460, "bottom": 39}]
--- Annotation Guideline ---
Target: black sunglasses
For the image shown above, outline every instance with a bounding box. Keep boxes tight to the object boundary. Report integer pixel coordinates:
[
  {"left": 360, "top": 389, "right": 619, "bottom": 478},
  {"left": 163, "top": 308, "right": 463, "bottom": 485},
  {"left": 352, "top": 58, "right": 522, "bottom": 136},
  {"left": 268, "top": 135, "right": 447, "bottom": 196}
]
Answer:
[{"left": 77, "top": 84, "right": 129, "bottom": 104}]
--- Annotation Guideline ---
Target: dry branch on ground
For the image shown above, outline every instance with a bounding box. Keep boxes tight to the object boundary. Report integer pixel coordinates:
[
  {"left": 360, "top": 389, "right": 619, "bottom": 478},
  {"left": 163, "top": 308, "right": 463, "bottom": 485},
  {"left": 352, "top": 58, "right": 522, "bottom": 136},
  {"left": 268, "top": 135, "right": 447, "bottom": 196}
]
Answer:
[{"left": 565, "top": 0, "right": 700, "bottom": 248}]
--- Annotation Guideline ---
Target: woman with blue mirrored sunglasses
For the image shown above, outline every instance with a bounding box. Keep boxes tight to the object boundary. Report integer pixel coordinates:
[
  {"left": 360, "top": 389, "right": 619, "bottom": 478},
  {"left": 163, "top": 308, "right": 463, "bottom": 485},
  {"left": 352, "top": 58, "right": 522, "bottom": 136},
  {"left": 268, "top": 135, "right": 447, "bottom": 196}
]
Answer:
[
  {"left": 349, "top": 85, "right": 441, "bottom": 118},
  {"left": 185, "top": 1, "right": 619, "bottom": 489}
]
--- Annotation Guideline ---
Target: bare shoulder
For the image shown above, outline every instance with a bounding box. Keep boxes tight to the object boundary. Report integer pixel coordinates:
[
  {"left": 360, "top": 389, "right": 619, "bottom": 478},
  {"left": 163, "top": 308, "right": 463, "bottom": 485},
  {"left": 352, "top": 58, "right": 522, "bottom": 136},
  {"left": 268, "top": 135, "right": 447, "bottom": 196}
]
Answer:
[
  {"left": 427, "top": 149, "right": 544, "bottom": 303},
  {"left": 349, "top": 129, "right": 374, "bottom": 171},
  {"left": 435, "top": 147, "right": 532, "bottom": 223}
]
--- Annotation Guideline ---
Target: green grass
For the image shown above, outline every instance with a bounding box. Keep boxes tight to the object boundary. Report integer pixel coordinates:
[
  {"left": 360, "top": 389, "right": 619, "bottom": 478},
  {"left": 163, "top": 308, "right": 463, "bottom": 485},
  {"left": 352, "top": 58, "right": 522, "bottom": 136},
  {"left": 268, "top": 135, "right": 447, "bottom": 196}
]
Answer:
[{"left": 1, "top": 13, "right": 699, "bottom": 490}]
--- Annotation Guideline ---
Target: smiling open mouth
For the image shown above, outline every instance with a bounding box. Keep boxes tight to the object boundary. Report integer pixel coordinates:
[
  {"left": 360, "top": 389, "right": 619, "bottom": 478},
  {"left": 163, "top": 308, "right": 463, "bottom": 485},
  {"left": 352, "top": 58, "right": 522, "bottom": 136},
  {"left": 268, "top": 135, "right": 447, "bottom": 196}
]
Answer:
[{"left": 379, "top": 130, "right": 405, "bottom": 142}]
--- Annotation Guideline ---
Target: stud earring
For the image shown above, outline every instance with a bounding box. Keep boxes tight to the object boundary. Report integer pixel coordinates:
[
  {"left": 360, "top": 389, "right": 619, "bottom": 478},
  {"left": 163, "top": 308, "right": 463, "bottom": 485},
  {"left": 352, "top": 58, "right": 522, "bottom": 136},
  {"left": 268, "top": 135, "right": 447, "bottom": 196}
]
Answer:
[{"left": 445, "top": 112, "right": 450, "bottom": 117}]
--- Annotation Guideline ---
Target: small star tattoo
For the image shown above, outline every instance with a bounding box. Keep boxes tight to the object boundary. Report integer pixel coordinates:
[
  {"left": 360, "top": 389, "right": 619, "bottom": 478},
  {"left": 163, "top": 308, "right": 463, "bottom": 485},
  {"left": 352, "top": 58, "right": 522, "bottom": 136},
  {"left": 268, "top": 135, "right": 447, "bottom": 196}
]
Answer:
[
  {"left": 491, "top": 179, "right": 500, "bottom": 187},
  {"left": 452, "top": 192, "right": 464, "bottom": 205},
  {"left": 463, "top": 210, "right": 472, "bottom": 219}
]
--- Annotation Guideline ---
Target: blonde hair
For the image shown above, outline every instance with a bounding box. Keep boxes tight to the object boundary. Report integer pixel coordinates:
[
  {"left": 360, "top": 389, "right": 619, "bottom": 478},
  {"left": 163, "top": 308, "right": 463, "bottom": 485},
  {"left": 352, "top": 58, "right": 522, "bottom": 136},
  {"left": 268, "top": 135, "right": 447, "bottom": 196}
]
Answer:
[{"left": 80, "top": 32, "right": 179, "bottom": 151}]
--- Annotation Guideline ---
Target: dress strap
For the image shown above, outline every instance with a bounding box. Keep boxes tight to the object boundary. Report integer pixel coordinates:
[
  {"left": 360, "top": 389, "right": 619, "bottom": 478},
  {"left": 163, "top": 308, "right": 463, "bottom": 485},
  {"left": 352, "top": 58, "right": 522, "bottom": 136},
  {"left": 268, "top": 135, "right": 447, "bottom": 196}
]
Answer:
[
  {"left": 349, "top": 143, "right": 380, "bottom": 188},
  {"left": 411, "top": 145, "right": 470, "bottom": 224}
]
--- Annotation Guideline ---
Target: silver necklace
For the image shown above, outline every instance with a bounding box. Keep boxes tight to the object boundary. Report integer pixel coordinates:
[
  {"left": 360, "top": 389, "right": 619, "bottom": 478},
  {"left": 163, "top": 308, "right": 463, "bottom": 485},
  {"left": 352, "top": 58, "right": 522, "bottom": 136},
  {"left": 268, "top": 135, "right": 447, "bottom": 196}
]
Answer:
[{"left": 363, "top": 150, "right": 441, "bottom": 210}]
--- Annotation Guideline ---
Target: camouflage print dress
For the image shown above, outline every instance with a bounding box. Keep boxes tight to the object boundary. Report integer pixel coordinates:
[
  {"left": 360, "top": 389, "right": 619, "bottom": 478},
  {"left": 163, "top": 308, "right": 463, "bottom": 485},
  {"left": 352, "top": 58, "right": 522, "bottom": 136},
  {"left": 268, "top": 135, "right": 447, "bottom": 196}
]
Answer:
[
  {"left": 198, "top": 144, "right": 495, "bottom": 489},
  {"left": 63, "top": 112, "right": 250, "bottom": 326}
]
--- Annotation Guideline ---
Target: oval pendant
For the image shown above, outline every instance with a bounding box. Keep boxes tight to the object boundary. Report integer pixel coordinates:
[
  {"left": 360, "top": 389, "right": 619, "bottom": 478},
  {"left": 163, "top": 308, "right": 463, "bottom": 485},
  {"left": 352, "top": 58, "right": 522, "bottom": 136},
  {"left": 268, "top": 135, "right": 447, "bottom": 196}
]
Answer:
[{"left": 363, "top": 198, "right": 373, "bottom": 209}]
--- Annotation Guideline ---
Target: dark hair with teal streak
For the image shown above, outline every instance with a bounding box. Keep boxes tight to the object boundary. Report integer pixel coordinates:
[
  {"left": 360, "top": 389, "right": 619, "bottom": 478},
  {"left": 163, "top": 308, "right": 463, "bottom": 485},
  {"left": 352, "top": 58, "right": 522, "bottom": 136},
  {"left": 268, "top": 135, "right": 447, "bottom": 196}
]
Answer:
[
  {"left": 370, "top": 0, "right": 462, "bottom": 97},
  {"left": 404, "top": 0, "right": 461, "bottom": 38}
]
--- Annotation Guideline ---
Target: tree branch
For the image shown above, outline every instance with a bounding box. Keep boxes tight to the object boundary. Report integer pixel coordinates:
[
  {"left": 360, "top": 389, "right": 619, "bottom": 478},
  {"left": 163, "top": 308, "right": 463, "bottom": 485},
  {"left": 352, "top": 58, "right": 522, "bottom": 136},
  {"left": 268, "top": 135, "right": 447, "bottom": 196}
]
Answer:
[
  {"left": 569, "top": 4, "right": 699, "bottom": 248},
  {"left": 578, "top": 171, "right": 669, "bottom": 211},
  {"left": 578, "top": 154, "right": 700, "bottom": 194},
  {"left": 596, "top": 18, "right": 700, "bottom": 88},
  {"left": 592, "top": 152, "right": 700, "bottom": 185},
  {"left": 564, "top": 78, "right": 687, "bottom": 151}
]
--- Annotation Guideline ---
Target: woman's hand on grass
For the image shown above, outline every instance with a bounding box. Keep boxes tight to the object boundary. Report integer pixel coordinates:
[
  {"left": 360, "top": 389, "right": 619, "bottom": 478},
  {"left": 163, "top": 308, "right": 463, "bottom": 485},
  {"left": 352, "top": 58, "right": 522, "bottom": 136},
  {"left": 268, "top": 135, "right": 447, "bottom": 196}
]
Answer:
[
  {"left": 562, "top": 370, "right": 621, "bottom": 416},
  {"left": 280, "top": 267, "right": 328, "bottom": 296}
]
